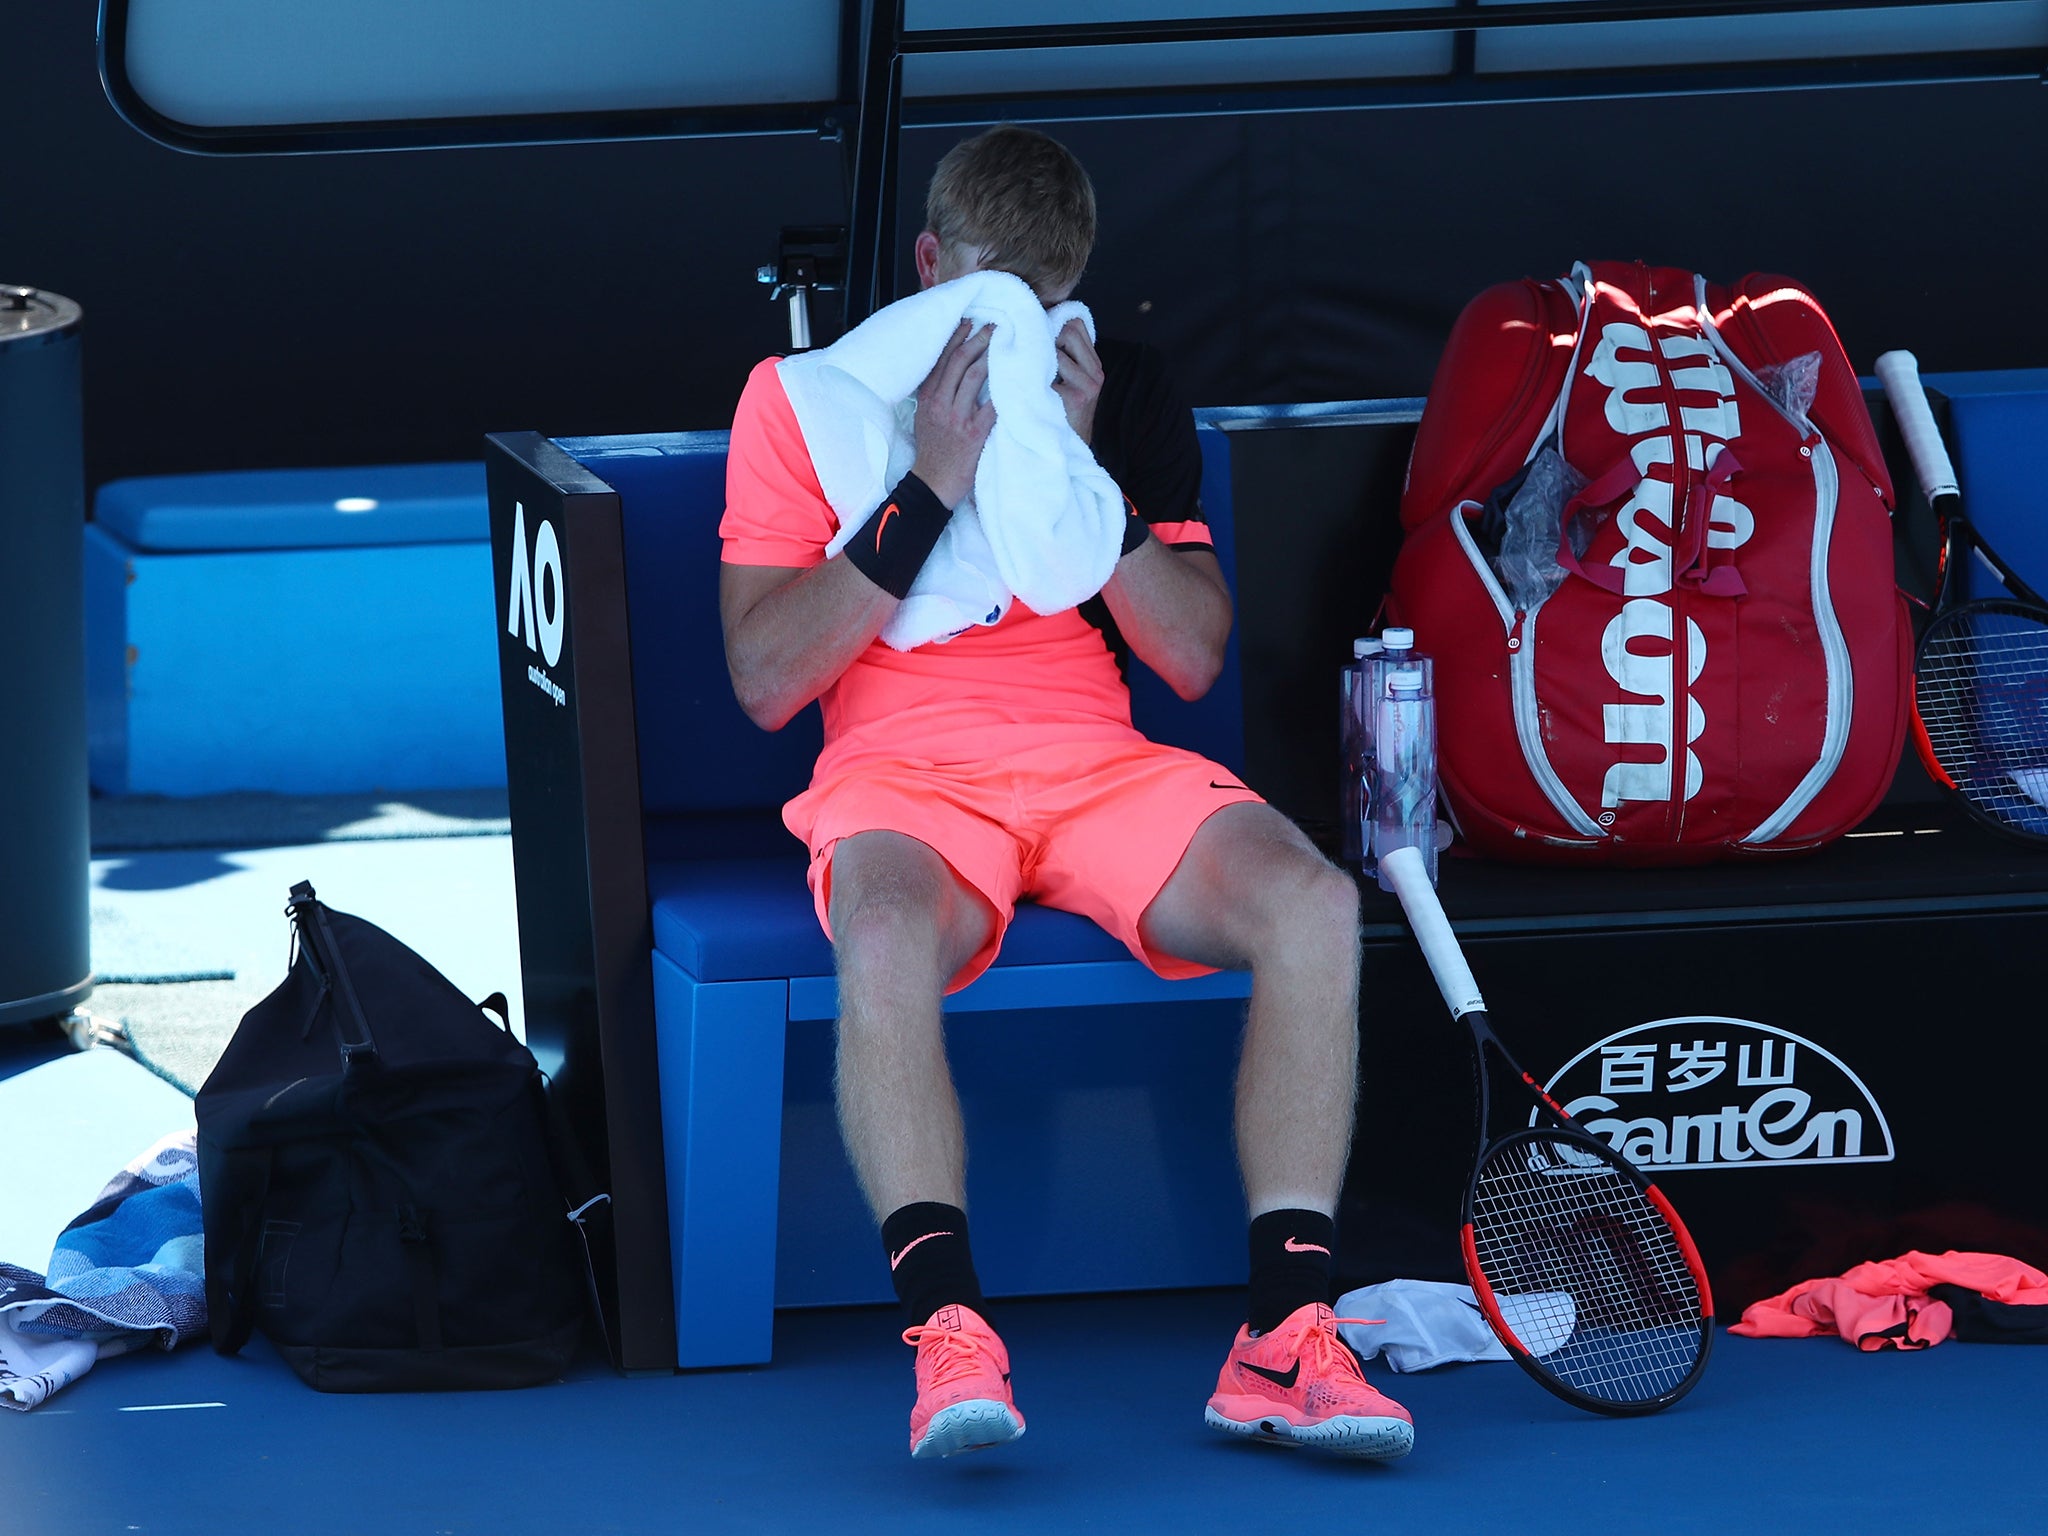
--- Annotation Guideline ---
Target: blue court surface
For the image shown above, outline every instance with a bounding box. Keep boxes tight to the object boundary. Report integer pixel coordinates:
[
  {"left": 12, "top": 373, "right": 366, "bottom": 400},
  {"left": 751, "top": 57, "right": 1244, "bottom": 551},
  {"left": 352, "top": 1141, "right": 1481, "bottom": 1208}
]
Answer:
[
  {"left": 2, "top": 1277, "right": 2041, "bottom": 1536},
  {"left": 7, "top": 835, "right": 2041, "bottom": 1536}
]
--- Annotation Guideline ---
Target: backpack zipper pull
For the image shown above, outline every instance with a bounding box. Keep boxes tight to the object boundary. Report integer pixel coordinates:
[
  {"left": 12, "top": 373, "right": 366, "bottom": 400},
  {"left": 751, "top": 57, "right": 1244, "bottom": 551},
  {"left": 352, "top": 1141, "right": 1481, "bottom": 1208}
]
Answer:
[{"left": 1507, "top": 609, "right": 1527, "bottom": 653}]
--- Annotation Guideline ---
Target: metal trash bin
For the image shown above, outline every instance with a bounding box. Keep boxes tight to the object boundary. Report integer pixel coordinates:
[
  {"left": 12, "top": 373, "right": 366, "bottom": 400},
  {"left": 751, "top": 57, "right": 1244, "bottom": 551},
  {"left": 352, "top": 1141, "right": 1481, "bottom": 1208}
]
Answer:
[{"left": 0, "top": 285, "right": 91, "bottom": 1028}]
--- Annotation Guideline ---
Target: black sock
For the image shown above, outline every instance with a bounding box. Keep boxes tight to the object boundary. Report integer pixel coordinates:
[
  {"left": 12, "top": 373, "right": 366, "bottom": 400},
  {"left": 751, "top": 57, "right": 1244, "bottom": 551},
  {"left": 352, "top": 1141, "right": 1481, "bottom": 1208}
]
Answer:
[
  {"left": 881, "top": 1202, "right": 984, "bottom": 1328},
  {"left": 1247, "top": 1209, "right": 1335, "bottom": 1334}
]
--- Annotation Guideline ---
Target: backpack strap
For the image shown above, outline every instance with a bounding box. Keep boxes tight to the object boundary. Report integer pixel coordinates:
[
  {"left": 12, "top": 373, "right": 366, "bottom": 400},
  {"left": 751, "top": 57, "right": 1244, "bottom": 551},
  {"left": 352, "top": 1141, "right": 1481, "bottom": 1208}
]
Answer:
[
  {"left": 206, "top": 1146, "right": 274, "bottom": 1358},
  {"left": 536, "top": 1076, "right": 616, "bottom": 1367},
  {"left": 396, "top": 1205, "right": 444, "bottom": 1351}
]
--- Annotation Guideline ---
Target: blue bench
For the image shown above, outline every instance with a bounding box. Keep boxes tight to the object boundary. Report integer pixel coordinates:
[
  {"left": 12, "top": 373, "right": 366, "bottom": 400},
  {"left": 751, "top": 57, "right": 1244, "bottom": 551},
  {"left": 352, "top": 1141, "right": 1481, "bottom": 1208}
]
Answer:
[
  {"left": 85, "top": 462, "right": 505, "bottom": 795},
  {"left": 550, "top": 423, "right": 1258, "bottom": 1367},
  {"left": 486, "top": 374, "right": 2048, "bottom": 1376}
]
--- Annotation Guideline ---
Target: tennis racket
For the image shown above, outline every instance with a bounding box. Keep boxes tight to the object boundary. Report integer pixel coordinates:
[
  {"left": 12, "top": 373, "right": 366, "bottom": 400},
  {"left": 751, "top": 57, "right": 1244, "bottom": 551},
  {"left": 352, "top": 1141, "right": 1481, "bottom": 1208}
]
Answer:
[
  {"left": 1378, "top": 845, "right": 1715, "bottom": 1416},
  {"left": 1876, "top": 350, "right": 2048, "bottom": 844}
]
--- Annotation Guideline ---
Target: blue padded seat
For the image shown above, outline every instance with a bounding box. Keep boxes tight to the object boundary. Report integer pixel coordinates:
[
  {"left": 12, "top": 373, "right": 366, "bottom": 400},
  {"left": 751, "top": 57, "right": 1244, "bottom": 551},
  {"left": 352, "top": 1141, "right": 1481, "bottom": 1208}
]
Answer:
[
  {"left": 85, "top": 460, "right": 502, "bottom": 794},
  {"left": 95, "top": 462, "right": 486, "bottom": 551},
  {"left": 647, "top": 858, "right": 1131, "bottom": 983}
]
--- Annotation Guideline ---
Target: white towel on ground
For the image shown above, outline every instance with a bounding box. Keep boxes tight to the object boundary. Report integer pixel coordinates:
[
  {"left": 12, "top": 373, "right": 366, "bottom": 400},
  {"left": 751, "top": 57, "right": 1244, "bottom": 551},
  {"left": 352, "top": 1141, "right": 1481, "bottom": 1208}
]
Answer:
[
  {"left": 1336, "top": 1279, "right": 1577, "bottom": 1373},
  {"left": 777, "top": 269, "right": 1125, "bottom": 650},
  {"left": 0, "top": 1309, "right": 99, "bottom": 1411}
]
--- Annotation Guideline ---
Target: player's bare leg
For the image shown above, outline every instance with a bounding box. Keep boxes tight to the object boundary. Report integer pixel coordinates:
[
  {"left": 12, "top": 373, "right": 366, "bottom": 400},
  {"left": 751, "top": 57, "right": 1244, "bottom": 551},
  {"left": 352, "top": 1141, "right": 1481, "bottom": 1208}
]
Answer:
[
  {"left": 1138, "top": 801, "right": 1360, "bottom": 1213},
  {"left": 1140, "top": 802, "right": 1411, "bottom": 1460},
  {"left": 828, "top": 829, "right": 1022, "bottom": 1459},
  {"left": 828, "top": 829, "right": 991, "bottom": 1216}
]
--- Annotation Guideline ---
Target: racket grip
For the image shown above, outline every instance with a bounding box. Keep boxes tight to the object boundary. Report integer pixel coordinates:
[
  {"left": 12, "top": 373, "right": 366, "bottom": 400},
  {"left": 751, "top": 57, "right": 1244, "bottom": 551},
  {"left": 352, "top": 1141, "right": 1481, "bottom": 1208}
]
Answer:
[
  {"left": 1379, "top": 845, "right": 1487, "bottom": 1018},
  {"left": 1874, "top": 350, "right": 1960, "bottom": 505}
]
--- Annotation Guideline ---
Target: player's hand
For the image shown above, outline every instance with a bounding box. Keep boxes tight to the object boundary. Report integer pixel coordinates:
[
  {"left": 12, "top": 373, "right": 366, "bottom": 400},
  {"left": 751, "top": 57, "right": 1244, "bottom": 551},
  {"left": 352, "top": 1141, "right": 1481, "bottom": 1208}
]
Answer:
[
  {"left": 911, "top": 321, "right": 995, "bottom": 509},
  {"left": 1052, "top": 317, "right": 1104, "bottom": 445}
]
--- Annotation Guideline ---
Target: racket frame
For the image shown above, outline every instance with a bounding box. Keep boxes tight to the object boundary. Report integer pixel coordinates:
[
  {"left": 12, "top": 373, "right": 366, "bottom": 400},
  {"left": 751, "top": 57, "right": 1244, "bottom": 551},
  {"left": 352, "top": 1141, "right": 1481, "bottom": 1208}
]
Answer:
[
  {"left": 1878, "top": 349, "right": 2048, "bottom": 845},
  {"left": 1456, "top": 1004, "right": 1716, "bottom": 1417},
  {"left": 1378, "top": 845, "right": 1716, "bottom": 1416}
]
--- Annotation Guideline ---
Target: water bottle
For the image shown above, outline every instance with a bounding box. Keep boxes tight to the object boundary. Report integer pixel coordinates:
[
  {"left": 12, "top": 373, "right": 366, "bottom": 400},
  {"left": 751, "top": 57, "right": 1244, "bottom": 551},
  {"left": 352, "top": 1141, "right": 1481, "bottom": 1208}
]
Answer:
[
  {"left": 1374, "top": 667, "right": 1438, "bottom": 892},
  {"left": 1339, "top": 637, "right": 1380, "bottom": 864},
  {"left": 1366, "top": 626, "right": 1433, "bottom": 705}
]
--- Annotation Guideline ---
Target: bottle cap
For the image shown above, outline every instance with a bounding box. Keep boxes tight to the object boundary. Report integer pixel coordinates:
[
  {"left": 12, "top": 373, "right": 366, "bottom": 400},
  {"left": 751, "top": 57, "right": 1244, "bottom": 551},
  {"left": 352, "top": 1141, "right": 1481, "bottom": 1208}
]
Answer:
[
  {"left": 1387, "top": 669, "right": 1424, "bottom": 693},
  {"left": 1352, "top": 637, "right": 1382, "bottom": 659},
  {"left": 1381, "top": 627, "right": 1415, "bottom": 651}
]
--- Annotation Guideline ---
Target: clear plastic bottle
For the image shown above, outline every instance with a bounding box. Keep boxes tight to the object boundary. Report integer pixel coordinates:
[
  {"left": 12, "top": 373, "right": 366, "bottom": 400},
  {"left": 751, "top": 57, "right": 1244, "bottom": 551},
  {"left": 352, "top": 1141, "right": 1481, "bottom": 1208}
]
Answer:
[
  {"left": 1374, "top": 667, "right": 1438, "bottom": 892},
  {"left": 1365, "top": 626, "right": 1433, "bottom": 707},
  {"left": 1359, "top": 629, "right": 1432, "bottom": 875},
  {"left": 1340, "top": 637, "right": 1381, "bottom": 865}
]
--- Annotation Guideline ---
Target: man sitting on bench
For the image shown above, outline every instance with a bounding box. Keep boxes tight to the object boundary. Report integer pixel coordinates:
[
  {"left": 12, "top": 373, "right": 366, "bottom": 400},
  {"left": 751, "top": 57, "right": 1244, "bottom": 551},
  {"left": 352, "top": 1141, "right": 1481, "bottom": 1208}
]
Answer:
[{"left": 718, "top": 125, "right": 1411, "bottom": 1464}]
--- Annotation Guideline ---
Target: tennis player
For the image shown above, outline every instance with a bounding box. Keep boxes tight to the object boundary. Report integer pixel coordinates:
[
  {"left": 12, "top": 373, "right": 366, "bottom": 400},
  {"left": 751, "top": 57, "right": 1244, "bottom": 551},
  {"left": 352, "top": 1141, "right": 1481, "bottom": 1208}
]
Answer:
[{"left": 719, "top": 125, "right": 1412, "bottom": 1464}]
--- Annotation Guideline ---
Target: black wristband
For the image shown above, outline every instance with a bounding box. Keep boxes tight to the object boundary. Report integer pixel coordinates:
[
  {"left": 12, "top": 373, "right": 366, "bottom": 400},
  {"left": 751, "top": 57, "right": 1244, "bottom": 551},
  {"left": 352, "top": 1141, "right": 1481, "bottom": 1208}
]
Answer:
[
  {"left": 1120, "top": 500, "right": 1150, "bottom": 556},
  {"left": 842, "top": 473, "right": 952, "bottom": 600}
]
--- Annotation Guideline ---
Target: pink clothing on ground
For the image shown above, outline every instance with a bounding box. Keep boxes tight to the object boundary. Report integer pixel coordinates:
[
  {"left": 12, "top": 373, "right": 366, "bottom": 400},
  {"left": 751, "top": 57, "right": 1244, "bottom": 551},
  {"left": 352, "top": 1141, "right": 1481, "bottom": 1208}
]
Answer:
[{"left": 1729, "top": 1250, "right": 2048, "bottom": 1350}]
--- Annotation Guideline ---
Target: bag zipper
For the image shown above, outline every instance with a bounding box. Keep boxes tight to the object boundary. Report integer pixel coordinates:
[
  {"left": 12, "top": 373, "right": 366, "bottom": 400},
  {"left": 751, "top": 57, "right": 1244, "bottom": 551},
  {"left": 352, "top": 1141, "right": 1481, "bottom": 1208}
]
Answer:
[
  {"left": 1449, "top": 504, "right": 1605, "bottom": 840},
  {"left": 1691, "top": 279, "right": 1853, "bottom": 842}
]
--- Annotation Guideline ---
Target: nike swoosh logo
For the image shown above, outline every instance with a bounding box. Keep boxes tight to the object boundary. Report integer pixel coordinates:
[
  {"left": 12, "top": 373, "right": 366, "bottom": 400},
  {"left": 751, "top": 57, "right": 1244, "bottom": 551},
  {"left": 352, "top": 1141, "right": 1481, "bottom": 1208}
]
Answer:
[
  {"left": 1243, "top": 1359, "right": 1302, "bottom": 1389},
  {"left": 888, "top": 1230, "right": 953, "bottom": 1271},
  {"left": 874, "top": 502, "right": 900, "bottom": 552},
  {"left": 1210, "top": 781, "right": 1248, "bottom": 792},
  {"left": 1282, "top": 1237, "right": 1330, "bottom": 1256}
]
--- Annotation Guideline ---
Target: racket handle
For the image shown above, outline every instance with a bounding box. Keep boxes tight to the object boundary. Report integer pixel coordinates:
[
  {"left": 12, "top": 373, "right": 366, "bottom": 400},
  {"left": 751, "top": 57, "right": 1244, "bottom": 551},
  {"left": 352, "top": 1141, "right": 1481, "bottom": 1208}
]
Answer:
[
  {"left": 1379, "top": 845, "right": 1486, "bottom": 1018},
  {"left": 1874, "top": 350, "right": 1960, "bottom": 506}
]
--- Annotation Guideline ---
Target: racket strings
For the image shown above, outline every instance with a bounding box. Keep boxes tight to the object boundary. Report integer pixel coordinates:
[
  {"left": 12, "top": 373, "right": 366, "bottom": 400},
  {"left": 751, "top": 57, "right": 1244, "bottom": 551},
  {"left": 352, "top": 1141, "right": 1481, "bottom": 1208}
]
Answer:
[
  {"left": 1918, "top": 611, "right": 2048, "bottom": 835},
  {"left": 1470, "top": 1136, "right": 1704, "bottom": 1405}
]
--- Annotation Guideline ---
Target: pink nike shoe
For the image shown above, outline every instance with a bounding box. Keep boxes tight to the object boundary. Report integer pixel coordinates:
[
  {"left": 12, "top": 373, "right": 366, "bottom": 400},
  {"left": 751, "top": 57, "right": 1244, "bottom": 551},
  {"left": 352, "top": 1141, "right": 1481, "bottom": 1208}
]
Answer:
[
  {"left": 902, "top": 1304, "right": 1026, "bottom": 1460},
  {"left": 1205, "top": 1302, "right": 1414, "bottom": 1460}
]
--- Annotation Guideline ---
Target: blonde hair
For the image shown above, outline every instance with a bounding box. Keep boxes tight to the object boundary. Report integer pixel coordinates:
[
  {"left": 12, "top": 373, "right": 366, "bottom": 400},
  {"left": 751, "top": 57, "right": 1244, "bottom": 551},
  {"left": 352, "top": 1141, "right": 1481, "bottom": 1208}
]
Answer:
[{"left": 924, "top": 125, "right": 1097, "bottom": 297}]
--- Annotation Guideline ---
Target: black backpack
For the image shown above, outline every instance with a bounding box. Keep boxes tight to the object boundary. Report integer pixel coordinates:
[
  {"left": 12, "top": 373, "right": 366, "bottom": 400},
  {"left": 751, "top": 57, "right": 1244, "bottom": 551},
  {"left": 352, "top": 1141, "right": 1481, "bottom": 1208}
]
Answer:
[{"left": 196, "top": 882, "right": 595, "bottom": 1391}]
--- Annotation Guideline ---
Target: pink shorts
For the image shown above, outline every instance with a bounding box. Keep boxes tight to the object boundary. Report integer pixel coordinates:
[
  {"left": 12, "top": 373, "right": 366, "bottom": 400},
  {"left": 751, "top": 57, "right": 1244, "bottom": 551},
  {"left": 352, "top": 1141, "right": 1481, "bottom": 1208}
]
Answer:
[{"left": 783, "top": 738, "right": 1265, "bottom": 992}]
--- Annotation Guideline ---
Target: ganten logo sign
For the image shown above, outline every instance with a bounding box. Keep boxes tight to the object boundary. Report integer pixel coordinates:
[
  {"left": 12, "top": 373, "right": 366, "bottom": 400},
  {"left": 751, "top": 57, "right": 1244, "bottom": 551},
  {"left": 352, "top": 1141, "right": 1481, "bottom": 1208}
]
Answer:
[
  {"left": 1539, "top": 1016, "right": 1893, "bottom": 1171},
  {"left": 506, "top": 500, "right": 567, "bottom": 706}
]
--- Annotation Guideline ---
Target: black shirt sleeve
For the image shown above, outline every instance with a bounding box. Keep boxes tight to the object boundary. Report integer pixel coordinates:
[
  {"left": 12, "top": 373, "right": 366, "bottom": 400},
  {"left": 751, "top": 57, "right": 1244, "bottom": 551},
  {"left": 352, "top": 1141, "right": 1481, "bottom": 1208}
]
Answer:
[
  {"left": 1090, "top": 337, "right": 1211, "bottom": 549},
  {"left": 1078, "top": 337, "right": 1216, "bottom": 678}
]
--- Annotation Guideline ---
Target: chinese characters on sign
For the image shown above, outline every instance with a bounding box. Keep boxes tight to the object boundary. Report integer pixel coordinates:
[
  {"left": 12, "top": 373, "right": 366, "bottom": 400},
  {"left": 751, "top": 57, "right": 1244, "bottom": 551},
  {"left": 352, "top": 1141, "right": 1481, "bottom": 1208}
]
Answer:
[{"left": 1553, "top": 1020, "right": 1892, "bottom": 1171}]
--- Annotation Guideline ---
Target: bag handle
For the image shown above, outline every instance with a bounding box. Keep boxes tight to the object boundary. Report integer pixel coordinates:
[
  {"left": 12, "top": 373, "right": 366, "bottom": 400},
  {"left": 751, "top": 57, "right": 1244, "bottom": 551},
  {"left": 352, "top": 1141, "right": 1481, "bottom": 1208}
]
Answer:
[
  {"left": 478, "top": 992, "right": 513, "bottom": 1034},
  {"left": 1554, "top": 447, "right": 1749, "bottom": 599}
]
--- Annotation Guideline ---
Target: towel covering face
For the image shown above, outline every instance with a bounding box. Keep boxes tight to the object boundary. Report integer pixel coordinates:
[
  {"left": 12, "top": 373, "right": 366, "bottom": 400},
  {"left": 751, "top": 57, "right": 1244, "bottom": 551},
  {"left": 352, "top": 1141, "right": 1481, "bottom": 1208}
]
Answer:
[{"left": 777, "top": 270, "right": 1126, "bottom": 649}]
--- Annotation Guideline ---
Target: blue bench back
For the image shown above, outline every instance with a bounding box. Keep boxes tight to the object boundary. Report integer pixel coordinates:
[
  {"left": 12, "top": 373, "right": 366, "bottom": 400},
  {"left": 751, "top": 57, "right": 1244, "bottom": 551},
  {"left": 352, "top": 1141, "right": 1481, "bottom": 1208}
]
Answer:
[
  {"left": 558, "top": 426, "right": 1245, "bottom": 833},
  {"left": 1943, "top": 384, "right": 2048, "bottom": 599}
]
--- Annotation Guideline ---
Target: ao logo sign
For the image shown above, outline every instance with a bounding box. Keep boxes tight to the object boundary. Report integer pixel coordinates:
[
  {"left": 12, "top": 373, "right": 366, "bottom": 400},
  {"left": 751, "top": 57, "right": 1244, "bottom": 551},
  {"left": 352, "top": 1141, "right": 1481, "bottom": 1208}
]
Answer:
[
  {"left": 506, "top": 501, "right": 567, "bottom": 707},
  {"left": 1540, "top": 1016, "right": 1893, "bottom": 1171}
]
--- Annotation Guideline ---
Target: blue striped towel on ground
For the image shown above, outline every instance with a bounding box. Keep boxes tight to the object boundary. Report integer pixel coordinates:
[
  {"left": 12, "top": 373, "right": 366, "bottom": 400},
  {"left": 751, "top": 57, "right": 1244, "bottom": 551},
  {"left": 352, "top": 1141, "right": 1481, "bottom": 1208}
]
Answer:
[{"left": 0, "top": 1130, "right": 205, "bottom": 1410}]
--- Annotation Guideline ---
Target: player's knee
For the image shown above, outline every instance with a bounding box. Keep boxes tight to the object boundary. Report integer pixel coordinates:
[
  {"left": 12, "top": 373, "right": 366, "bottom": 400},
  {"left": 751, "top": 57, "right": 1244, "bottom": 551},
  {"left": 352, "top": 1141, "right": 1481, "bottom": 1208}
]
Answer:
[
  {"left": 1303, "top": 859, "right": 1361, "bottom": 946},
  {"left": 833, "top": 879, "right": 950, "bottom": 975},
  {"left": 1252, "top": 855, "right": 1359, "bottom": 960}
]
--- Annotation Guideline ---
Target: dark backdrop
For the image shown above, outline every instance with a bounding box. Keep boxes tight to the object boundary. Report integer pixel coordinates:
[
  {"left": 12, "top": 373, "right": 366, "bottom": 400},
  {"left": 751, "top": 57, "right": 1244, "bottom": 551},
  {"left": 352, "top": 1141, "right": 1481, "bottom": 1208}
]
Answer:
[{"left": 7, "top": 12, "right": 2046, "bottom": 495}]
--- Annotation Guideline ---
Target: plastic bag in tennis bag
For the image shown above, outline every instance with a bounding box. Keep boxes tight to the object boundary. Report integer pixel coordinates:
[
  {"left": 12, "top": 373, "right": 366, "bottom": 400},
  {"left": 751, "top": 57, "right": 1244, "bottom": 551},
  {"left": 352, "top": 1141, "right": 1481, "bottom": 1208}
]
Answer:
[{"left": 1390, "top": 260, "right": 1909, "bottom": 864}]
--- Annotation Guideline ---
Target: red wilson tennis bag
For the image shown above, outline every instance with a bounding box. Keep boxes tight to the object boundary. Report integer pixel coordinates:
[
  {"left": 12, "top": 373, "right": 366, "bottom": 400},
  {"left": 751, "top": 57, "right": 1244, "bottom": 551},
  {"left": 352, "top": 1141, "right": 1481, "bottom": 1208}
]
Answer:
[{"left": 1391, "top": 260, "right": 1909, "bottom": 864}]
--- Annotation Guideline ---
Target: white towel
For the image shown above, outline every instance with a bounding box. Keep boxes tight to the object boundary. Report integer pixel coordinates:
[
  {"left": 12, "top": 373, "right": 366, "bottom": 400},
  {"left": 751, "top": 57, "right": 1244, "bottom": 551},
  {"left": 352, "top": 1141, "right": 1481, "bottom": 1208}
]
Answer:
[
  {"left": 777, "top": 269, "right": 1126, "bottom": 650},
  {"left": 1336, "top": 1279, "right": 1577, "bottom": 1373}
]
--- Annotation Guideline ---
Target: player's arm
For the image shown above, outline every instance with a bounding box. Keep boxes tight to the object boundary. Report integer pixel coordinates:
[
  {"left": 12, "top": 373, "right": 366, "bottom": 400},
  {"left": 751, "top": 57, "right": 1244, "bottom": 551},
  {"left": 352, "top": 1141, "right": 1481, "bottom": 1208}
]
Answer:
[
  {"left": 720, "top": 559, "right": 894, "bottom": 732},
  {"left": 722, "top": 323, "right": 992, "bottom": 731},
  {"left": 1099, "top": 535, "right": 1232, "bottom": 701}
]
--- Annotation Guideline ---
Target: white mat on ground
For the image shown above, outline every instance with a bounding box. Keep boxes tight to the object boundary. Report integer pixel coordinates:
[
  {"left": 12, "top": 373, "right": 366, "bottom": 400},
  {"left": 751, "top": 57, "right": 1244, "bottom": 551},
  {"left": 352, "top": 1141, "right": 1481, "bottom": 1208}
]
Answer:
[
  {"left": 1338, "top": 1279, "right": 1576, "bottom": 1372},
  {"left": 778, "top": 268, "right": 1124, "bottom": 650}
]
